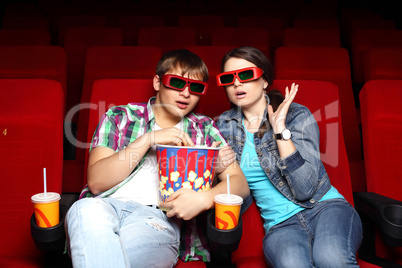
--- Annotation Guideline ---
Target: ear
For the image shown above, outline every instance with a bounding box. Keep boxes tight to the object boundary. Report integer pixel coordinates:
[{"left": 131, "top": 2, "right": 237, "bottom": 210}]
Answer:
[
  {"left": 263, "top": 80, "right": 269, "bottom": 91},
  {"left": 153, "top": 75, "right": 161, "bottom": 92}
]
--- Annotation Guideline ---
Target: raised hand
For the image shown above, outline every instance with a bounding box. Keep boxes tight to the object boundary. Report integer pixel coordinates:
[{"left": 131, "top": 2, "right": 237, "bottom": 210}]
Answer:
[{"left": 268, "top": 83, "right": 298, "bottom": 133}]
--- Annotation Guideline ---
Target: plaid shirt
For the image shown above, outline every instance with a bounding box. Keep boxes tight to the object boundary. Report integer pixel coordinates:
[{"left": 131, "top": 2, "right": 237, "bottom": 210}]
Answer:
[{"left": 79, "top": 97, "right": 227, "bottom": 262}]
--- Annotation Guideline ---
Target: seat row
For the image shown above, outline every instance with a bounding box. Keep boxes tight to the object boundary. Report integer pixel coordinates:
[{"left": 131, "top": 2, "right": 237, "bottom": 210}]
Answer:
[
  {"left": 2, "top": 44, "right": 402, "bottom": 191},
  {"left": 1, "top": 78, "right": 401, "bottom": 267}
]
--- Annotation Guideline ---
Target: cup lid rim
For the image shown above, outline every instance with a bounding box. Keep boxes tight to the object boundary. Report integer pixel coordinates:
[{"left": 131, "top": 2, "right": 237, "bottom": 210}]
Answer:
[{"left": 31, "top": 192, "right": 61, "bottom": 203}]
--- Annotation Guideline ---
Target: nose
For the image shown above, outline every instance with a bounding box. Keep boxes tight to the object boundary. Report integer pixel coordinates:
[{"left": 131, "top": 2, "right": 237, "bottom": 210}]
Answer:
[
  {"left": 179, "top": 86, "right": 191, "bottom": 97},
  {"left": 233, "top": 77, "right": 242, "bottom": 87}
]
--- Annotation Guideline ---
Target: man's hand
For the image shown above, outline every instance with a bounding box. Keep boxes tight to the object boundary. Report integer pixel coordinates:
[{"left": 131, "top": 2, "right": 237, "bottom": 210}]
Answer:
[{"left": 159, "top": 188, "right": 210, "bottom": 220}]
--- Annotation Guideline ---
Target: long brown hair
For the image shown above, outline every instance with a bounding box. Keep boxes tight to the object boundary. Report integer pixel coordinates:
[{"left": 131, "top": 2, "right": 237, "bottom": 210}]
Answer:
[{"left": 221, "top": 46, "right": 283, "bottom": 111}]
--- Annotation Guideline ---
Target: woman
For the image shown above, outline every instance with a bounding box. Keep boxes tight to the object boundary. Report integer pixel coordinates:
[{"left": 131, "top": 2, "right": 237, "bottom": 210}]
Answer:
[{"left": 216, "top": 46, "right": 362, "bottom": 267}]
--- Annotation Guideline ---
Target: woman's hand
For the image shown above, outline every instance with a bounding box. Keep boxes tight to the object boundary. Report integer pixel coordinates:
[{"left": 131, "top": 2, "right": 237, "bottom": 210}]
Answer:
[
  {"left": 212, "top": 142, "right": 236, "bottom": 174},
  {"left": 268, "top": 83, "right": 298, "bottom": 133}
]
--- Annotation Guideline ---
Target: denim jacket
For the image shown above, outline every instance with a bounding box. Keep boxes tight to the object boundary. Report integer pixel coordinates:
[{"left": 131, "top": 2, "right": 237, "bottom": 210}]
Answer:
[{"left": 216, "top": 94, "right": 331, "bottom": 208}]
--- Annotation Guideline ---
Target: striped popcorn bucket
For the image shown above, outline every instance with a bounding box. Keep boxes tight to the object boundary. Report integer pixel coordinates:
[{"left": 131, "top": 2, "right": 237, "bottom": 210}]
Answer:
[{"left": 156, "top": 145, "right": 220, "bottom": 204}]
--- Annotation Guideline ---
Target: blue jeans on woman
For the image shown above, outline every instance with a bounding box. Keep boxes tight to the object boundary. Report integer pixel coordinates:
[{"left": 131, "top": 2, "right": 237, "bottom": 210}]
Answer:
[
  {"left": 65, "top": 198, "right": 180, "bottom": 268},
  {"left": 263, "top": 198, "right": 362, "bottom": 268}
]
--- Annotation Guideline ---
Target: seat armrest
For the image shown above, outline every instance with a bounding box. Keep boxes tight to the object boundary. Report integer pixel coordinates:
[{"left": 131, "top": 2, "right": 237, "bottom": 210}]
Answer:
[{"left": 353, "top": 192, "right": 402, "bottom": 247}]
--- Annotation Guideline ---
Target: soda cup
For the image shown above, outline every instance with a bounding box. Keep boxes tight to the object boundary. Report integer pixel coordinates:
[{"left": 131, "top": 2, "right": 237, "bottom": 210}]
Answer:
[
  {"left": 31, "top": 192, "right": 60, "bottom": 228},
  {"left": 214, "top": 194, "right": 243, "bottom": 230}
]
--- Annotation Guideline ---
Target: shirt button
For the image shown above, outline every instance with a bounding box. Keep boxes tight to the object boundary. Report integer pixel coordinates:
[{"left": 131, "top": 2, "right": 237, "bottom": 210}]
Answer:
[
  {"left": 278, "top": 181, "right": 284, "bottom": 187},
  {"left": 310, "top": 199, "right": 315, "bottom": 204},
  {"left": 257, "top": 132, "right": 262, "bottom": 138}
]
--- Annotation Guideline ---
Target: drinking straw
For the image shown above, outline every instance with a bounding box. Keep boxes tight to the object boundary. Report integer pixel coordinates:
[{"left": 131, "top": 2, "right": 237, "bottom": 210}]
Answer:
[
  {"left": 43, "top": 168, "right": 47, "bottom": 197},
  {"left": 227, "top": 174, "right": 230, "bottom": 198}
]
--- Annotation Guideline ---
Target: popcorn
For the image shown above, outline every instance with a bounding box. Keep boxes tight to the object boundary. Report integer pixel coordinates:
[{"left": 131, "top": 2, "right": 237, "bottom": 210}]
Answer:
[
  {"left": 182, "top": 181, "right": 192, "bottom": 189},
  {"left": 194, "top": 177, "right": 204, "bottom": 189},
  {"left": 170, "top": 171, "right": 180, "bottom": 182},
  {"left": 203, "top": 169, "right": 211, "bottom": 178},
  {"left": 188, "top": 170, "right": 197, "bottom": 182}
]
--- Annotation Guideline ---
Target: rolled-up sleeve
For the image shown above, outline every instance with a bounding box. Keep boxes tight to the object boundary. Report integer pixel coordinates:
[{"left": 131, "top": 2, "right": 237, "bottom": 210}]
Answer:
[{"left": 278, "top": 106, "right": 322, "bottom": 201}]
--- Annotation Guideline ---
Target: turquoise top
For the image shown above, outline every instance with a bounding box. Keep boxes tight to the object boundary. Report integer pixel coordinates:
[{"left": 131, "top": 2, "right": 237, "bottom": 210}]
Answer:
[{"left": 240, "top": 119, "right": 344, "bottom": 233}]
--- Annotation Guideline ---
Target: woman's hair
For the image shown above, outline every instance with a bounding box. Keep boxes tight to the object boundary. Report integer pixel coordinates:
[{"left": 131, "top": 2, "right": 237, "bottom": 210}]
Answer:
[
  {"left": 221, "top": 46, "right": 283, "bottom": 111},
  {"left": 221, "top": 46, "right": 274, "bottom": 86},
  {"left": 156, "top": 49, "right": 209, "bottom": 82}
]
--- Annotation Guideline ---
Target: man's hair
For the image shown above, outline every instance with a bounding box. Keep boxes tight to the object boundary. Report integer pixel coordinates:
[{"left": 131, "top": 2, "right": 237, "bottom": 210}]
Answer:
[{"left": 156, "top": 49, "right": 209, "bottom": 82}]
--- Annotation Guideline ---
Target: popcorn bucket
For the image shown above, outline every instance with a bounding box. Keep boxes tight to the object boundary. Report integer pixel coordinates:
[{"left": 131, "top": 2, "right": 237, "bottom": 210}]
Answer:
[{"left": 156, "top": 145, "right": 220, "bottom": 204}]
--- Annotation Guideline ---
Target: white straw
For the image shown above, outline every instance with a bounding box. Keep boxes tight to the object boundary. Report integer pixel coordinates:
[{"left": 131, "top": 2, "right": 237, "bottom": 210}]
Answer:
[
  {"left": 43, "top": 168, "right": 47, "bottom": 197},
  {"left": 227, "top": 174, "right": 230, "bottom": 197}
]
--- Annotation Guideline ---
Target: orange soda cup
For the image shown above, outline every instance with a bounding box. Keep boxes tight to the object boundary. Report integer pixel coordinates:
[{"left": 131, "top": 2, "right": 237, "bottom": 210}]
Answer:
[
  {"left": 31, "top": 192, "right": 60, "bottom": 228},
  {"left": 214, "top": 194, "right": 243, "bottom": 230}
]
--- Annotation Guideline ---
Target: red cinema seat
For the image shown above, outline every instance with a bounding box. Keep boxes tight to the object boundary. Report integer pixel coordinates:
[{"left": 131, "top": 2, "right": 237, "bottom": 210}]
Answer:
[
  {"left": 57, "top": 15, "right": 106, "bottom": 46},
  {"left": 274, "top": 47, "right": 366, "bottom": 192},
  {"left": 359, "top": 80, "right": 402, "bottom": 201},
  {"left": 63, "top": 27, "right": 122, "bottom": 115},
  {"left": 83, "top": 78, "right": 206, "bottom": 268},
  {"left": 137, "top": 27, "right": 196, "bottom": 54},
  {"left": 359, "top": 80, "right": 402, "bottom": 265},
  {"left": 283, "top": 28, "right": 341, "bottom": 47},
  {"left": 231, "top": 80, "right": 380, "bottom": 268},
  {"left": 293, "top": 18, "right": 340, "bottom": 31},
  {"left": 211, "top": 27, "right": 270, "bottom": 60},
  {"left": 0, "top": 46, "right": 67, "bottom": 111},
  {"left": 0, "top": 79, "right": 63, "bottom": 266},
  {"left": 63, "top": 46, "right": 162, "bottom": 193},
  {"left": 0, "top": 29, "right": 50, "bottom": 46},
  {"left": 350, "top": 29, "right": 402, "bottom": 84},
  {"left": 365, "top": 48, "right": 402, "bottom": 81},
  {"left": 1, "top": 17, "right": 49, "bottom": 30},
  {"left": 178, "top": 15, "right": 224, "bottom": 45},
  {"left": 237, "top": 17, "right": 284, "bottom": 60},
  {"left": 118, "top": 16, "right": 165, "bottom": 45}
]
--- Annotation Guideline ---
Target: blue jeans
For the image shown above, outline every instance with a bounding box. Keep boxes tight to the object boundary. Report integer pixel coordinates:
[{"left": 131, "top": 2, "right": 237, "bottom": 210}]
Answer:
[
  {"left": 65, "top": 198, "right": 180, "bottom": 268},
  {"left": 263, "top": 199, "right": 362, "bottom": 268}
]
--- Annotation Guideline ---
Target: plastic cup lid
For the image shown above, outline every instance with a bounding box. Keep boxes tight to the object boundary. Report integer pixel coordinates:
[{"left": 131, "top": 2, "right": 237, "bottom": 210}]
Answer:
[
  {"left": 214, "top": 194, "right": 243, "bottom": 205},
  {"left": 31, "top": 192, "right": 61, "bottom": 203}
]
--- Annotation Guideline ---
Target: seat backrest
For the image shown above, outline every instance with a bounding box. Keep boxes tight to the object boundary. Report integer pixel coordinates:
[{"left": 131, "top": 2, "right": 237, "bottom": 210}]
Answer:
[
  {"left": 0, "top": 29, "right": 51, "bottom": 46},
  {"left": 63, "top": 27, "right": 122, "bottom": 114},
  {"left": 118, "top": 16, "right": 165, "bottom": 45},
  {"left": 283, "top": 28, "right": 341, "bottom": 47},
  {"left": 74, "top": 46, "right": 162, "bottom": 161},
  {"left": 0, "top": 79, "right": 63, "bottom": 257},
  {"left": 137, "top": 27, "right": 196, "bottom": 54},
  {"left": 274, "top": 47, "right": 362, "bottom": 165},
  {"left": 1, "top": 16, "right": 49, "bottom": 29},
  {"left": 211, "top": 27, "right": 270, "bottom": 60},
  {"left": 293, "top": 18, "right": 340, "bottom": 30},
  {"left": 0, "top": 46, "right": 67, "bottom": 112},
  {"left": 350, "top": 29, "right": 402, "bottom": 84},
  {"left": 232, "top": 80, "right": 354, "bottom": 266},
  {"left": 178, "top": 15, "right": 225, "bottom": 45},
  {"left": 57, "top": 15, "right": 106, "bottom": 46},
  {"left": 237, "top": 16, "right": 284, "bottom": 60},
  {"left": 366, "top": 48, "right": 402, "bottom": 81},
  {"left": 82, "top": 79, "right": 155, "bottom": 186},
  {"left": 359, "top": 80, "right": 402, "bottom": 201}
]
